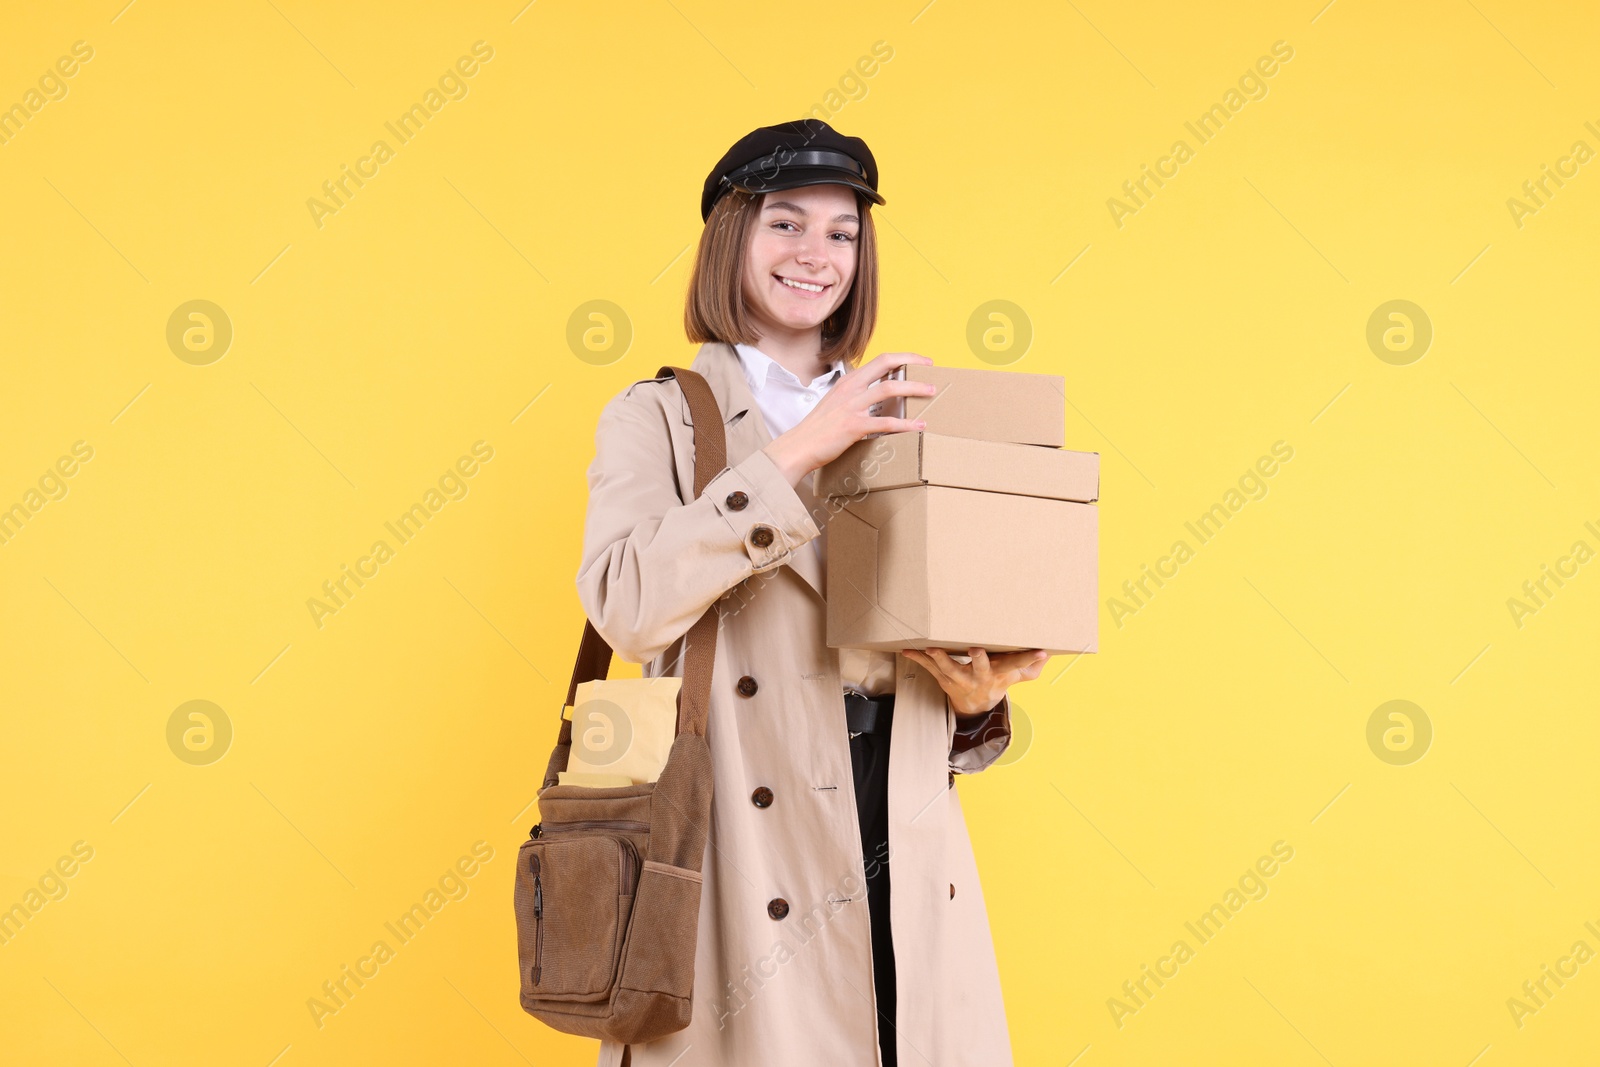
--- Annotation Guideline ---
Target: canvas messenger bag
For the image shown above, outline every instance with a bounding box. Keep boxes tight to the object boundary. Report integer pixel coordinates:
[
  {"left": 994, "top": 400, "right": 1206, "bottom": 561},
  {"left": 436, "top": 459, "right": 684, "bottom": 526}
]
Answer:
[{"left": 514, "top": 365, "right": 724, "bottom": 1048}]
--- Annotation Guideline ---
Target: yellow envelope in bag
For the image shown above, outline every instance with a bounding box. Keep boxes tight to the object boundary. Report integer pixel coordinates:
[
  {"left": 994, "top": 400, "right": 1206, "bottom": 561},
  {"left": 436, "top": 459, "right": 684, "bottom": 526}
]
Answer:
[{"left": 563, "top": 676, "right": 681, "bottom": 785}]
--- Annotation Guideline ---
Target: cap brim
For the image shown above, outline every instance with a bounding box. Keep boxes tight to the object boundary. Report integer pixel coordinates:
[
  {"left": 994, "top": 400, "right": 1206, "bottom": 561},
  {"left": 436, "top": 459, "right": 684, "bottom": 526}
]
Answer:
[{"left": 731, "top": 168, "right": 884, "bottom": 207}]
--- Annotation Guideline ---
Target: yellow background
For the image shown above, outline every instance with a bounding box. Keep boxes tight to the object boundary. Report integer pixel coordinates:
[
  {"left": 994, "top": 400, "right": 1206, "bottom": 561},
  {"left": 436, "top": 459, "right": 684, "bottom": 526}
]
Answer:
[{"left": 3, "top": 1, "right": 1597, "bottom": 1064}]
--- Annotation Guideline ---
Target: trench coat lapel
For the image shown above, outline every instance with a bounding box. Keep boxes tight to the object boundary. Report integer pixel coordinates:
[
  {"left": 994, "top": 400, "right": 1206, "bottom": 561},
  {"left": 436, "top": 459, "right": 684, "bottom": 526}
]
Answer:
[{"left": 676, "top": 342, "right": 826, "bottom": 601}]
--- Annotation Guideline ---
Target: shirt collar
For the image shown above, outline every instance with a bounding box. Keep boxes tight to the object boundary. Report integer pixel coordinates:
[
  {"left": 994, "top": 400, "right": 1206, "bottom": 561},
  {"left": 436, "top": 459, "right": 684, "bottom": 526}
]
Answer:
[{"left": 733, "top": 342, "right": 846, "bottom": 395}]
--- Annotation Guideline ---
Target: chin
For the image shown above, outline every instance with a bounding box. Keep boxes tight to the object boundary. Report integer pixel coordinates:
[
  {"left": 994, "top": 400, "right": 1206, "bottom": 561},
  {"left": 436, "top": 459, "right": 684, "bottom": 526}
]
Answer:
[
  {"left": 776, "top": 298, "right": 845, "bottom": 328},
  {"left": 778, "top": 310, "right": 832, "bottom": 331}
]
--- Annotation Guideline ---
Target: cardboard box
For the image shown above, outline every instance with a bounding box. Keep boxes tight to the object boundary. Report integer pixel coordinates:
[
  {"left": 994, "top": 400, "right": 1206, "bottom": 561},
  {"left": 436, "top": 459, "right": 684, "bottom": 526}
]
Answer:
[
  {"left": 820, "top": 432, "right": 1099, "bottom": 655},
  {"left": 817, "top": 431, "right": 1099, "bottom": 503},
  {"left": 881, "top": 365, "right": 1066, "bottom": 447}
]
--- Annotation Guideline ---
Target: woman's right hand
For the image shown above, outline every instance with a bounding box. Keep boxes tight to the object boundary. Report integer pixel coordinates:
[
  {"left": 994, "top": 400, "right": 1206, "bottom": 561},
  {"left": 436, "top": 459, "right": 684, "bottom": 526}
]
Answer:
[{"left": 762, "top": 351, "right": 939, "bottom": 487}]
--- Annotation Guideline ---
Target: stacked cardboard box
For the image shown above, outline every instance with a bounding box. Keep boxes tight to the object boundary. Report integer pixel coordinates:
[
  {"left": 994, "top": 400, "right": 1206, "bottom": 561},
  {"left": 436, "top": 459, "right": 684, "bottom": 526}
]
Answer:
[{"left": 817, "top": 365, "right": 1099, "bottom": 655}]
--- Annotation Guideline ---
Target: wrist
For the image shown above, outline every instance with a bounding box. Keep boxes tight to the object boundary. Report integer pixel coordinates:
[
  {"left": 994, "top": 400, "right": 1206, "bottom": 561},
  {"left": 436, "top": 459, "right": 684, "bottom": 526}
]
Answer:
[
  {"left": 762, "top": 438, "right": 814, "bottom": 489},
  {"left": 951, "top": 694, "right": 1003, "bottom": 720}
]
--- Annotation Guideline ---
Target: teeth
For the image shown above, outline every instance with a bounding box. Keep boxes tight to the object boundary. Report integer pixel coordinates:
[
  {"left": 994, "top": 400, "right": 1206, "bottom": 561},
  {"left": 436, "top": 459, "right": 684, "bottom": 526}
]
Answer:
[{"left": 779, "top": 276, "right": 825, "bottom": 293}]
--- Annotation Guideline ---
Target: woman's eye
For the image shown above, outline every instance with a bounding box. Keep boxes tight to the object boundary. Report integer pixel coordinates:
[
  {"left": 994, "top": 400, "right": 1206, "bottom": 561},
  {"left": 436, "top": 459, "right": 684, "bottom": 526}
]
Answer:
[{"left": 770, "top": 221, "right": 854, "bottom": 241}]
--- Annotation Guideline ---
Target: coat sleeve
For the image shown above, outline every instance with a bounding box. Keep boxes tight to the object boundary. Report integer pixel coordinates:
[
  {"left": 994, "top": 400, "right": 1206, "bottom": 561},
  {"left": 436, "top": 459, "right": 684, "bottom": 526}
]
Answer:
[
  {"left": 576, "top": 381, "right": 822, "bottom": 665},
  {"left": 947, "top": 694, "right": 1012, "bottom": 774}
]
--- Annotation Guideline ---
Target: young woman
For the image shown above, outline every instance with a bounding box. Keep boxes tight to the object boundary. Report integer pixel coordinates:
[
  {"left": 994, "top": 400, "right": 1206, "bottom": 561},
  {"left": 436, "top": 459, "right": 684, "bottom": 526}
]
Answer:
[{"left": 577, "top": 119, "right": 1051, "bottom": 1067}]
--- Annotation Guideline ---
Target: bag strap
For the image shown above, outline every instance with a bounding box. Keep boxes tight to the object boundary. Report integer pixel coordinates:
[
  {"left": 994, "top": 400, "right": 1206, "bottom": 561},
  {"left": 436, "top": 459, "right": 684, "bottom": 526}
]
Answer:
[{"left": 543, "top": 365, "right": 727, "bottom": 788}]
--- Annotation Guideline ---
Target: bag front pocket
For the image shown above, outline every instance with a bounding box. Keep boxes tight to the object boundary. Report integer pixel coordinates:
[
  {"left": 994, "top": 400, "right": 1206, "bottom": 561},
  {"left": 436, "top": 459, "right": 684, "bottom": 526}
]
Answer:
[
  {"left": 616, "top": 860, "right": 704, "bottom": 1001},
  {"left": 516, "top": 833, "right": 640, "bottom": 1003}
]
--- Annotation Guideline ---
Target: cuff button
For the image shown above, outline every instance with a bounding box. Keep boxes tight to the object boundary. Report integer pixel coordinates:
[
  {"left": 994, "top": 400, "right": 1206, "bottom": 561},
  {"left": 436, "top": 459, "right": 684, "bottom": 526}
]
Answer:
[
  {"left": 725, "top": 490, "right": 749, "bottom": 511},
  {"left": 749, "top": 524, "right": 775, "bottom": 548}
]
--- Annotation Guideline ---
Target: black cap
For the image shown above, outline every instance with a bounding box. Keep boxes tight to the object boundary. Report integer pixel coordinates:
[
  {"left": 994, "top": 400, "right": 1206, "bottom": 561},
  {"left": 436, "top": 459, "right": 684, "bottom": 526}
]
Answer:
[{"left": 701, "top": 118, "right": 884, "bottom": 222}]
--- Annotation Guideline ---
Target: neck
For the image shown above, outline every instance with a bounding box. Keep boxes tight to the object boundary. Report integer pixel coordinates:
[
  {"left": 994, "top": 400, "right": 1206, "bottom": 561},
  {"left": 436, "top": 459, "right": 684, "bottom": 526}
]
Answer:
[{"left": 750, "top": 325, "right": 830, "bottom": 382}]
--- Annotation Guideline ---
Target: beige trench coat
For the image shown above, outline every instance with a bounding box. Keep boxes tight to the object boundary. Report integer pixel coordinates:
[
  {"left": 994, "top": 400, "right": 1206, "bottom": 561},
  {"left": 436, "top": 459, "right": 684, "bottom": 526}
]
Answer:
[{"left": 576, "top": 341, "right": 1015, "bottom": 1066}]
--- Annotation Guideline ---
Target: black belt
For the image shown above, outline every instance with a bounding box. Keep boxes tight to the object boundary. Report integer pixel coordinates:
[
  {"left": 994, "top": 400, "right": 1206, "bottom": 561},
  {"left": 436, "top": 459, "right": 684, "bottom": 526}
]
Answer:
[{"left": 844, "top": 690, "right": 894, "bottom": 735}]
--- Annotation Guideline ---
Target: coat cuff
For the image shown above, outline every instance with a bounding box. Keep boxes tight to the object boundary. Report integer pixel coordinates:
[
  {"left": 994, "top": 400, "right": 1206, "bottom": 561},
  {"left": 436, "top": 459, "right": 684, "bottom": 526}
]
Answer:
[
  {"left": 707, "top": 446, "right": 820, "bottom": 573},
  {"left": 949, "top": 693, "right": 1012, "bottom": 774}
]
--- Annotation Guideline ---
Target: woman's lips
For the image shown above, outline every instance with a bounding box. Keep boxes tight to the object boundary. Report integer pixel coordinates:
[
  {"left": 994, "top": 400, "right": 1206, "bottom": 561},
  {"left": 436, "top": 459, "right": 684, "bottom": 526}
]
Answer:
[{"left": 774, "top": 274, "right": 831, "bottom": 299}]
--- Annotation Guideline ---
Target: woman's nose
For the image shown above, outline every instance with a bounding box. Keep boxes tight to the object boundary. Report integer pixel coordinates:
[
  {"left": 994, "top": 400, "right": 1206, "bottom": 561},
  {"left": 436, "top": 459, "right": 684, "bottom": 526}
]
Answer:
[{"left": 793, "top": 232, "right": 829, "bottom": 264}]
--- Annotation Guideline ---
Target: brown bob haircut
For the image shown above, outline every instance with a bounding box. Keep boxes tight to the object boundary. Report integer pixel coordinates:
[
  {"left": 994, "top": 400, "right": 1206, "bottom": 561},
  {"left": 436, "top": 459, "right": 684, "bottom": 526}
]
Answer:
[{"left": 683, "top": 186, "right": 879, "bottom": 367}]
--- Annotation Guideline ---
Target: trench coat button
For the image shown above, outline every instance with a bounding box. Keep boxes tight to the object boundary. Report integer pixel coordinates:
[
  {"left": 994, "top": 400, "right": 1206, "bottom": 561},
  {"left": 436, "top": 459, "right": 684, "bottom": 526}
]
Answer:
[
  {"left": 751, "top": 786, "right": 774, "bottom": 809},
  {"left": 725, "top": 490, "right": 749, "bottom": 511},
  {"left": 767, "top": 897, "right": 790, "bottom": 920},
  {"left": 950, "top": 883, "right": 956, "bottom": 900},
  {"left": 749, "top": 524, "right": 775, "bottom": 548},
  {"left": 736, "top": 675, "right": 758, "bottom": 697}
]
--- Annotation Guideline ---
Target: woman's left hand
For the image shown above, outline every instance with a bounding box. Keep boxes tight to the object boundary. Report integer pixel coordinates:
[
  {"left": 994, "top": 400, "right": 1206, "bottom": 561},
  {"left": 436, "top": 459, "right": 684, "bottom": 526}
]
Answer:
[{"left": 899, "top": 646, "right": 1051, "bottom": 718}]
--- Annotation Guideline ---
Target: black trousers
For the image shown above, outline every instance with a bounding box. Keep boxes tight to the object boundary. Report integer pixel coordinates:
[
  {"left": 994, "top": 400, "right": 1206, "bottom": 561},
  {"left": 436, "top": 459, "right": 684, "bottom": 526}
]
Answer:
[{"left": 848, "top": 697, "right": 896, "bottom": 1067}]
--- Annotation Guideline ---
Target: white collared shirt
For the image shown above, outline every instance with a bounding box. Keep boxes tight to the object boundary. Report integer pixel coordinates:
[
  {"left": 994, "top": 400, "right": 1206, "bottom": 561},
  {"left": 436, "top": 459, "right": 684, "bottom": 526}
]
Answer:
[{"left": 732, "top": 342, "right": 846, "bottom": 439}]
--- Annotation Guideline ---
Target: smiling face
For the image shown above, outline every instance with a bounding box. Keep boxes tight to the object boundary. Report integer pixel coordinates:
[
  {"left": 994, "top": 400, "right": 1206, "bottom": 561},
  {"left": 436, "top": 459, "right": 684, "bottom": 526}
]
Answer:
[{"left": 739, "top": 184, "right": 862, "bottom": 343}]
